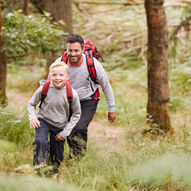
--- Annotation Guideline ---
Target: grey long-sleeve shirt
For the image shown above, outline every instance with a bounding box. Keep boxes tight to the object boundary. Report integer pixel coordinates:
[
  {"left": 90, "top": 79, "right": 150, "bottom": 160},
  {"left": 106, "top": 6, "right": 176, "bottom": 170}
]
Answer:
[
  {"left": 28, "top": 82, "right": 81, "bottom": 139},
  {"left": 55, "top": 54, "right": 115, "bottom": 112}
]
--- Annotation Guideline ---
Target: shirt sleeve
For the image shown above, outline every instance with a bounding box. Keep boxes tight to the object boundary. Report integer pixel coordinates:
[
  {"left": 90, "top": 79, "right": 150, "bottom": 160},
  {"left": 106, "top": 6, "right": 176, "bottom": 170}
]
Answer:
[
  {"left": 94, "top": 59, "right": 115, "bottom": 112},
  {"left": 59, "top": 89, "right": 81, "bottom": 139},
  {"left": 27, "top": 86, "right": 42, "bottom": 121}
]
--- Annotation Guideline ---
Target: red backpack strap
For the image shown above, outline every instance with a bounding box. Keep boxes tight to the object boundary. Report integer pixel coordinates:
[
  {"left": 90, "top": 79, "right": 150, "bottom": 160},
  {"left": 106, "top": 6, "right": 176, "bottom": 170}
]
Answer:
[
  {"left": 39, "top": 79, "right": 51, "bottom": 108},
  {"left": 91, "top": 88, "right": 100, "bottom": 99},
  {"left": 85, "top": 51, "right": 97, "bottom": 84},
  {"left": 65, "top": 80, "right": 73, "bottom": 121},
  {"left": 61, "top": 51, "right": 68, "bottom": 64},
  {"left": 65, "top": 80, "right": 73, "bottom": 102}
]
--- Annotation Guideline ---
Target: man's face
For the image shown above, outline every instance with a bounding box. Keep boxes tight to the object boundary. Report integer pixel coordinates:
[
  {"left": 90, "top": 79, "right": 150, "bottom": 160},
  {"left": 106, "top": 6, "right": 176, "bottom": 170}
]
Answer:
[
  {"left": 66, "top": 42, "right": 84, "bottom": 65},
  {"left": 50, "top": 66, "right": 69, "bottom": 89}
]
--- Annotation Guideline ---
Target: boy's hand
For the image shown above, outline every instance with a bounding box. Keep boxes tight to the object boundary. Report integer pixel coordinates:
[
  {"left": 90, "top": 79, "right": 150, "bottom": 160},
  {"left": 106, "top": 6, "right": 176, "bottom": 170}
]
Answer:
[
  {"left": 55, "top": 133, "right": 65, "bottom": 141},
  {"left": 30, "top": 118, "right": 40, "bottom": 128}
]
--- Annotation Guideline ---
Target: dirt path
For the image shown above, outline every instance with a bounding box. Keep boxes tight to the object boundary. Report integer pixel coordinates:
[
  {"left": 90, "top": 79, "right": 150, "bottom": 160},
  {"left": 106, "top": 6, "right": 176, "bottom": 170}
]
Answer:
[{"left": 88, "top": 121, "right": 126, "bottom": 151}]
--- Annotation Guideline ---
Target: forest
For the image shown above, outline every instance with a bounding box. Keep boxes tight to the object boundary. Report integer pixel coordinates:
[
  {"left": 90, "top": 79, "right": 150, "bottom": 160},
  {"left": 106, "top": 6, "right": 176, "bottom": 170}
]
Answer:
[{"left": 0, "top": 0, "right": 191, "bottom": 190}]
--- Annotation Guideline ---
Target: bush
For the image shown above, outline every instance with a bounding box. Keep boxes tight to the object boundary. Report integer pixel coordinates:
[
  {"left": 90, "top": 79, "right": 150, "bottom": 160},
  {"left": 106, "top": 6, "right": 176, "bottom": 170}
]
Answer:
[{"left": 3, "top": 11, "right": 66, "bottom": 58}]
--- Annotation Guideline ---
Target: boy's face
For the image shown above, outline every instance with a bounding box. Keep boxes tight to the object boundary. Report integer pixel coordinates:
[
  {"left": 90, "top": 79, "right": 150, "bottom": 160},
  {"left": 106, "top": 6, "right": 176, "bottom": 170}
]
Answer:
[
  {"left": 67, "top": 42, "right": 84, "bottom": 65},
  {"left": 50, "top": 66, "right": 69, "bottom": 89}
]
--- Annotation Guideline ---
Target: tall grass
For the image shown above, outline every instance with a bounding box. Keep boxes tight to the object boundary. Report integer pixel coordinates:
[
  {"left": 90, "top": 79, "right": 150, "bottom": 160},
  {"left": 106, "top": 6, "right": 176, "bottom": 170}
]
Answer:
[
  {"left": 128, "top": 152, "right": 191, "bottom": 190},
  {"left": 0, "top": 108, "right": 34, "bottom": 147},
  {"left": 0, "top": 173, "right": 82, "bottom": 191}
]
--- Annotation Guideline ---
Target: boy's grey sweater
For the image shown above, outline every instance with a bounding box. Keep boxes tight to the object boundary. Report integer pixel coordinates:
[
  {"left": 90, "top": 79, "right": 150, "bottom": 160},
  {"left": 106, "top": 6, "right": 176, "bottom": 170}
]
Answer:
[
  {"left": 55, "top": 54, "right": 115, "bottom": 112},
  {"left": 28, "top": 82, "right": 81, "bottom": 139}
]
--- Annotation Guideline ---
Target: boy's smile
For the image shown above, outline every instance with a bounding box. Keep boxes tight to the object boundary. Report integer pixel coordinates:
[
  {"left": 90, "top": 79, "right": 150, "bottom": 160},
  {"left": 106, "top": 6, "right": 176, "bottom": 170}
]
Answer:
[{"left": 50, "top": 66, "right": 69, "bottom": 89}]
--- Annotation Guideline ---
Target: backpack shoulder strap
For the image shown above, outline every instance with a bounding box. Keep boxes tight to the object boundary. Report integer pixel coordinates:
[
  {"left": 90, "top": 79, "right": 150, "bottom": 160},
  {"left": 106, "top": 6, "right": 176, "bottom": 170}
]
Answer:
[
  {"left": 85, "top": 51, "right": 97, "bottom": 83},
  {"left": 39, "top": 79, "right": 51, "bottom": 108},
  {"left": 61, "top": 51, "right": 68, "bottom": 64},
  {"left": 65, "top": 80, "right": 73, "bottom": 121}
]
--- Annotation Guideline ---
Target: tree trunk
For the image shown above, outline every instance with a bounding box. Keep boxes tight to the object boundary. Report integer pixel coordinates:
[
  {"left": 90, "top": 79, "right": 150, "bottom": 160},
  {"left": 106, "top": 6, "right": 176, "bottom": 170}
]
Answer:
[
  {"left": 144, "top": 0, "right": 172, "bottom": 133},
  {"left": 30, "top": 0, "right": 73, "bottom": 34},
  {"left": 23, "top": 0, "right": 29, "bottom": 15},
  {"left": 30, "top": 0, "right": 73, "bottom": 78},
  {"left": 0, "top": 1, "right": 8, "bottom": 107},
  {"left": 44, "top": 53, "right": 57, "bottom": 79}
]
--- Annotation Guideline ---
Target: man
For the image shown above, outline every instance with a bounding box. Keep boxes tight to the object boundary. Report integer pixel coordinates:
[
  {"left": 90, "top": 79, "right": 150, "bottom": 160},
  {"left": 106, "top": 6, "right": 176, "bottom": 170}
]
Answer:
[{"left": 55, "top": 34, "right": 116, "bottom": 157}]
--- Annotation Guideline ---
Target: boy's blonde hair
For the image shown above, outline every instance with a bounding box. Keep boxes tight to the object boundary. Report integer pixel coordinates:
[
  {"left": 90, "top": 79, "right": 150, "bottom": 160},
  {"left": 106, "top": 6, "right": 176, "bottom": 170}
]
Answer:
[{"left": 49, "top": 61, "right": 69, "bottom": 74}]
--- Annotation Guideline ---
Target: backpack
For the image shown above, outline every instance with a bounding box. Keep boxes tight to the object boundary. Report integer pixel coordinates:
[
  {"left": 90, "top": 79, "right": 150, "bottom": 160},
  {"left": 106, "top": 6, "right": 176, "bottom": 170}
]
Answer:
[
  {"left": 84, "top": 40, "right": 103, "bottom": 61},
  {"left": 61, "top": 40, "right": 102, "bottom": 99},
  {"left": 39, "top": 80, "right": 73, "bottom": 121}
]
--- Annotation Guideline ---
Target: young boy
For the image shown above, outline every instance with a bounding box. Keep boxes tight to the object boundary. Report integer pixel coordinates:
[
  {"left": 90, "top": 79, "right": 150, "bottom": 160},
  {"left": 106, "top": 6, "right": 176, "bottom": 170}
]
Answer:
[{"left": 28, "top": 62, "right": 81, "bottom": 175}]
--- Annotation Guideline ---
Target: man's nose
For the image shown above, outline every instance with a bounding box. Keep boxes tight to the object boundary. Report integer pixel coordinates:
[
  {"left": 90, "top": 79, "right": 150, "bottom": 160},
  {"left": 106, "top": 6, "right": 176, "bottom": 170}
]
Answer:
[{"left": 70, "top": 51, "right": 75, "bottom": 56}]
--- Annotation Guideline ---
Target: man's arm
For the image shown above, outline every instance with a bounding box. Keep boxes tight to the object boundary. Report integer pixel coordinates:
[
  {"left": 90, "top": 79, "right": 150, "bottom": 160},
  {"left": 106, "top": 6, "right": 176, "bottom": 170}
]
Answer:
[
  {"left": 94, "top": 59, "right": 116, "bottom": 122},
  {"left": 108, "top": 111, "right": 116, "bottom": 123}
]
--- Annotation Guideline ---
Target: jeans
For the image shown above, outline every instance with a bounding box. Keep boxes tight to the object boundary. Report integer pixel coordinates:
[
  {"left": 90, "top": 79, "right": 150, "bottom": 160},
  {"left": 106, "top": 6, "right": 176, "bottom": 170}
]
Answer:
[
  {"left": 67, "top": 99, "right": 99, "bottom": 156},
  {"left": 33, "top": 118, "right": 65, "bottom": 168}
]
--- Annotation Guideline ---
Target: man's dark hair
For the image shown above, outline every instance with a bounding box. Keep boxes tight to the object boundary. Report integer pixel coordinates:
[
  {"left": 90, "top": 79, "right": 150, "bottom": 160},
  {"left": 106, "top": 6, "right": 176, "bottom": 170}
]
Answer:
[{"left": 67, "top": 34, "right": 84, "bottom": 48}]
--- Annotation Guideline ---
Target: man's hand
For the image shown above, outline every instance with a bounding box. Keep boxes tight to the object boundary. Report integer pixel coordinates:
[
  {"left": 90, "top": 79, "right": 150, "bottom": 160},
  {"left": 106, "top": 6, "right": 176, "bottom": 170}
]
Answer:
[
  {"left": 30, "top": 118, "right": 40, "bottom": 128},
  {"left": 108, "top": 111, "right": 116, "bottom": 123},
  {"left": 55, "top": 133, "right": 65, "bottom": 141}
]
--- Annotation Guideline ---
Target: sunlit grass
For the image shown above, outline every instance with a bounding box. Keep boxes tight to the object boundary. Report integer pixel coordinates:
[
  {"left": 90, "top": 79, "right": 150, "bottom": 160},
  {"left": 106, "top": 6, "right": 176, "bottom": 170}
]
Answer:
[{"left": 0, "top": 173, "right": 82, "bottom": 191}]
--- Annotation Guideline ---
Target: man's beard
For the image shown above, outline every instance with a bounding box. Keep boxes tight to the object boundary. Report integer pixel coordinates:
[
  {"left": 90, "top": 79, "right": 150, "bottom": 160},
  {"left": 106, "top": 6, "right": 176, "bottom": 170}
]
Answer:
[{"left": 69, "top": 55, "right": 82, "bottom": 64}]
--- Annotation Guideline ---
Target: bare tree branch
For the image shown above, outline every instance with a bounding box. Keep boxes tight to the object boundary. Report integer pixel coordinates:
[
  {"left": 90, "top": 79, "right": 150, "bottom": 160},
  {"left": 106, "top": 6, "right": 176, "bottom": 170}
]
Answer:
[
  {"left": 72, "top": 0, "right": 143, "bottom": 6},
  {"left": 170, "top": 16, "right": 191, "bottom": 40}
]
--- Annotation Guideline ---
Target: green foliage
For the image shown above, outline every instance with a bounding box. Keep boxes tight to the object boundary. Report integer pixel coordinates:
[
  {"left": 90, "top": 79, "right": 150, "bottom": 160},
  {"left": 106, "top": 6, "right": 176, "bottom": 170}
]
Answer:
[
  {"left": 60, "top": 150, "right": 132, "bottom": 191},
  {"left": 0, "top": 139, "right": 17, "bottom": 153},
  {"left": 128, "top": 152, "right": 191, "bottom": 190},
  {"left": 0, "top": 108, "right": 33, "bottom": 147},
  {"left": 0, "top": 173, "right": 82, "bottom": 191},
  {"left": 96, "top": 68, "right": 147, "bottom": 126},
  {"left": 73, "top": 3, "right": 147, "bottom": 69},
  {"left": 7, "top": 63, "right": 44, "bottom": 93},
  {"left": 3, "top": 11, "right": 66, "bottom": 58},
  {"left": 170, "top": 62, "right": 191, "bottom": 96}
]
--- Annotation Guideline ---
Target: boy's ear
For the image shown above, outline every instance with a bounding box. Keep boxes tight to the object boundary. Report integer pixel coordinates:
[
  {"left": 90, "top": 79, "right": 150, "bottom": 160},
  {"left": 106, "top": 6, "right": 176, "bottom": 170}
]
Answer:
[
  {"left": 66, "top": 74, "right": 69, "bottom": 81},
  {"left": 48, "top": 73, "right": 51, "bottom": 79}
]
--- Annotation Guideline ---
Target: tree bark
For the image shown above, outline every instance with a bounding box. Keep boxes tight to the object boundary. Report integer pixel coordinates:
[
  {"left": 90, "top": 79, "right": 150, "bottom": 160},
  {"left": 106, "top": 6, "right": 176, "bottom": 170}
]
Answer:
[
  {"left": 0, "top": 1, "right": 8, "bottom": 107},
  {"left": 23, "top": 0, "right": 30, "bottom": 15},
  {"left": 30, "top": 0, "right": 73, "bottom": 78},
  {"left": 145, "top": 0, "right": 172, "bottom": 133},
  {"left": 30, "top": 0, "right": 73, "bottom": 34}
]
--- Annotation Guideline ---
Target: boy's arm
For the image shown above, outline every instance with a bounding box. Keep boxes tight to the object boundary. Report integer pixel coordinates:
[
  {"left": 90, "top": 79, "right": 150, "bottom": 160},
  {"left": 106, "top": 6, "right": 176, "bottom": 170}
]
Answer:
[
  {"left": 27, "top": 87, "right": 42, "bottom": 126},
  {"left": 59, "top": 90, "right": 81, "bottom": 139}
]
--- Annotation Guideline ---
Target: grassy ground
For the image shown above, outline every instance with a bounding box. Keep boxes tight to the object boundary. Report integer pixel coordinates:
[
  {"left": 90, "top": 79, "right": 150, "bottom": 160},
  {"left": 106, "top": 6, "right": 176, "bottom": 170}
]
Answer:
[
  {"left": 1, "top": 58, "right": 191, "bottom": 190},
  {"left": 1, "top": 1, "right": 191, "bottom": 189}
]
